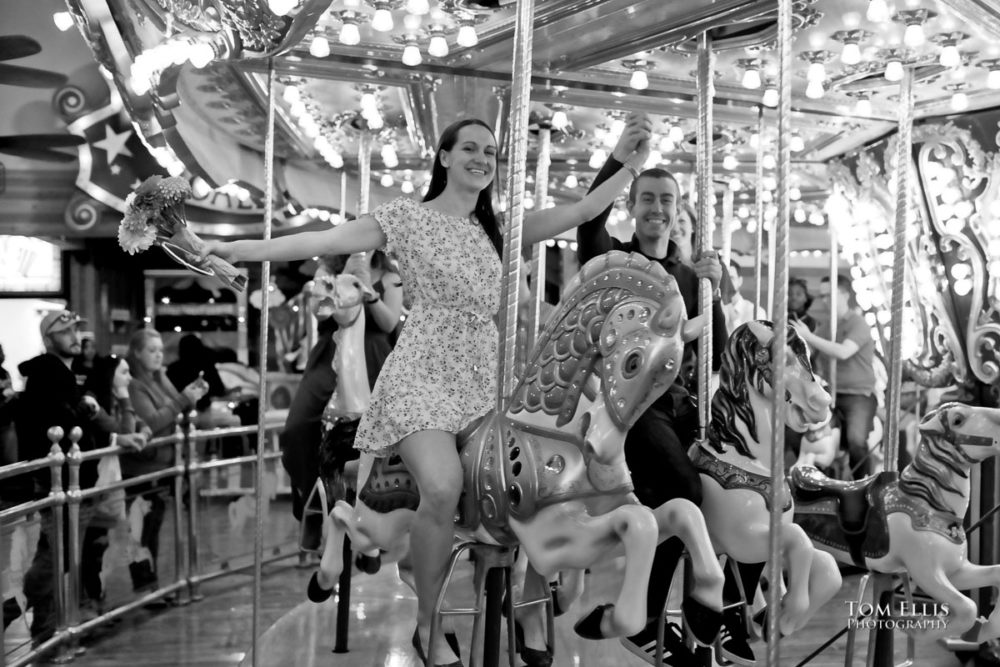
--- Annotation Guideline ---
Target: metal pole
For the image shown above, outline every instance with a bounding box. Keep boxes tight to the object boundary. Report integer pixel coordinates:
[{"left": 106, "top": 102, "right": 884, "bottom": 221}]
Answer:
[
  {"left": 497, "top": 0, "right": 535, "bottom": 408},
  {"left": 828, "top": 210, "right": 839, "bottom": 397},
  {"left": 251, "top": 59, "right": 277, "bottom": 667},
  {"left": 755, "top": 107, "right": 765, "bottom": 317},
  {"left": 883, "top": 68, "right": 914, "bottom": 473},
  {"left": 528, "top": 126, "right": 551, "bottom": 352},
  {"left": 184, "top": 416, "right": 202, "bottom": 601},
  {"left": 766, "top": 0, "right": 793, "bottom": 660},
  {"left": 171, "top": 418, "right": 186, "bottom": 602},
  {"left": 721, "top": 189, "right": 734, "bottom": 268},
  {"left": 696, "top": 32, "right": 714, "bottom": 440},
  {"left": 45, "top": 430, "right": 67, "bottom": 662},
  {"left": 358, "top": 133, "right": 373, "bottom": 214},
  {"left": 64, "top": 432, "right": 82, "bottom": 653}
]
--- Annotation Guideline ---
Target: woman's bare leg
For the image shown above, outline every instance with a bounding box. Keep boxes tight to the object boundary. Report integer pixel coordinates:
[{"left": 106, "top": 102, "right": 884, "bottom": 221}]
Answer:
[{"left": 397, "top": 429, "right": 463, "bottom": 664}]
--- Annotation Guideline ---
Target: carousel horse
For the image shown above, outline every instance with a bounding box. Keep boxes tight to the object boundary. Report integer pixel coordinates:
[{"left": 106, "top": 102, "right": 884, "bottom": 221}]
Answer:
[
  {"left": 313, "top": 251, "right": 725, "bottom": 645},
  {"left": 792, "top": 402, "right": 1000, "bottom": 643},
  {"left": 692, "top": 320, "right": 842, "bottom": 654}
]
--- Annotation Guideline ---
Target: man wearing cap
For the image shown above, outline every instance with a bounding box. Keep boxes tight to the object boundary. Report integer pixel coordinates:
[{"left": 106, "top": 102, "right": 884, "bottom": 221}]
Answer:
[{"left": 15, "top": 310, "right": 100, "bottom": 646}]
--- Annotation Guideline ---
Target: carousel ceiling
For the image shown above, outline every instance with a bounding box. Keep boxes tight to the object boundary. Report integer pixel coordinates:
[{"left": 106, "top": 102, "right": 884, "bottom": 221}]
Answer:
[{"left": 61, "top": 0, "right": 1000, "bottom": 236}]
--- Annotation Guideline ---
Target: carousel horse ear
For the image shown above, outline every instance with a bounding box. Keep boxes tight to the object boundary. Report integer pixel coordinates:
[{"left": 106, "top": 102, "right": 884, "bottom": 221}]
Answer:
[
  {"left": 746, "top": 320, "right": 774, "bottom": 347},
  {"left": 919, "top": 405, "right": 948, "bottom": 434}
]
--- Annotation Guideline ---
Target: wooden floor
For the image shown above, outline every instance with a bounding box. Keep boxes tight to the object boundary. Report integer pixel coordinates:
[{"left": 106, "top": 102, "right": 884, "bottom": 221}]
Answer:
[{"left": 5, "top": 497, "right": 967, "bottom": 667}]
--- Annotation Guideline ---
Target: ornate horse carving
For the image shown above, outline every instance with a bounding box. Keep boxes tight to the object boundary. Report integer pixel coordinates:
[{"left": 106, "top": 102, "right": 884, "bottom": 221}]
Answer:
[
  {"left": 316, "top": 251, "right": 724, "bottom": 641},
  {"left": 793, "top": 402, "right": 1000, "bottom": 642},
  {"left": 692, "top": 321, "right": 842, "bottom": 653}
]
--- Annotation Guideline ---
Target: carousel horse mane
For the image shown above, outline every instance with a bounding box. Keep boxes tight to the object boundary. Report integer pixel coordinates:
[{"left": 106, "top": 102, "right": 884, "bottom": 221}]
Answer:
[
  {"left": 707, "top": 320, "right": 812, "bottom": 459},
  {"left": 508, "top": 251, "right": 674, "bottom": 426},
  {"left": 898, "top": 405, "right": 977, "bottom": 515}
]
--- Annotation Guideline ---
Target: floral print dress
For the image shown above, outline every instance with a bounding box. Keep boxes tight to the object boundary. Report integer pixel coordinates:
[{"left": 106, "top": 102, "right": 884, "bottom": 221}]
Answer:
[{"left": 354, "top": 197, "right": 502, "bottom": 456}]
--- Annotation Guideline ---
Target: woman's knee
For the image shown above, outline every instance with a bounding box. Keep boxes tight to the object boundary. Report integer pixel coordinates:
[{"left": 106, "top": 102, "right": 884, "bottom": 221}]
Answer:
[{"left": 417, "top": 473, "right": 463, "bottom": 514}]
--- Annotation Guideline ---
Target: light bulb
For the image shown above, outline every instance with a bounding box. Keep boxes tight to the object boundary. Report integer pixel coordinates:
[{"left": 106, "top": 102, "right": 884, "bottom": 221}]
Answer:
[
  {"left": 749, "top": 132, "right": 760, "bottom": 149},
  {"left": 939, "top": 44, "right": 960, "bottom": 68},
  {"left": 380, "top": 174, "right": 394, "bottom": 188},
  {"left": 723, "top": 154, "right": 739, "bottom": 170},
  {"left": 328, "top": 151, "right": 344, "bottom": 168},
  {"left": 762, "top": 86, "right": 779, "bottom": 107},
  {"left": 989, "top": 69, "right": 1000, "bottom": 89},
  {"left": 659, "top": 137, "right": 675, "bottom": 153},
  {"left": 762, "top": 154, "right": 776, "bottom": 170},
  {"left": 855, "top": 96, "right": 872, "bottom": 115},
  {"left": 365, "top": 113, "right": 384, "bottom": 130},
  {"left": 742, "top": 68, "right": 761, "bottom": 89},
  {"left": 564, "top": 174, "right": 578, "bottom": 189},
  {"left": 403, "top": 13, "right": 422, "bottom": 30},
  {"left": 589, "top": 148, "right": 607, "bottom": 169},
  {"left": 610, "top": 118, "right": 626, "bottom": 136},
  {"left": 548, "top": 110, "right": 568, "bottom": 130},
  {"left": 841, "top": 42, "right": 861, "bottom": 65},
  {"left": 668, "top": 125, "right": 684, "bottom": 144},
  {"left": 630, "top": 70, "right": 649, "bottom": 90},
  {"left": 790, "top": 187, "right": 802, "bottom": 201},
  {"left": 309, "top": 36, "right": 330, "bottom": 58},
  {"left": 283, "top": 85, "right": 301, "bottom": 104},
  {"left": 884, "top": 59, "right": 904, "bottom": 82},
  {"left": 339, "top": 22, "right": 360, "bottom": 45},
  {"left": 951, "top": 91, "right": 969, "bottom": 111},
  {"left": 428, "top": 35, "right": 448, "bottom": 58},
  {"left": 794, "top": 208, "right": 806, "bottom": 223},
  {"left": 903, "top": 23, "right": 925, "bottom": 48},
  {"left": 190, "top": 42, "right": 214, "bottom": 68},
  {"left": 360, "top": 92, "right": 378, "bottom": 113},
  {"left": 372, "top": 8, "right": 393, "bottom": 32},
  {"left": 402, "top": 44, "right": 422, "bottom": 66},
  {"left": 457, "top": 24, "right": 478, "bottom": 47},
  {"left": 729, "top": 178, "right": 742, "bottom": 192},
  {"left": 405, "top": 0, "right": 429, "bottom": 14},
  {"left": 53, "top": 11, "right": 74, "bottom": 31},
  {"left": 807, "top": 61, "right": 826, "bottom": 82},
  {"left": 806, "top": 79, "right": 825, "bottom": 99},
  {"left": 790, "top": 134, "right": 805, "bottom": 152},
  {"left": 381, "top": 145, "right": 399, "bottom": 168},
  {"left": 401, "top": 180, "right": 414, "bottom": 194},
  {"left": 867, "top": 0, "right": 889, "bottom": 22},
  {"left": 268, "top": 0, "right": 297, "bottom": 16},
  {"left": 645, "top": 150, "right": 663, "bottom": 168}
]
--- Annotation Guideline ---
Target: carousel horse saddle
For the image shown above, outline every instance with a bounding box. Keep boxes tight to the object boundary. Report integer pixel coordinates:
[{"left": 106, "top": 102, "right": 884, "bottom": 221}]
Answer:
[
  {"left": 791, "top": 467, "right": 899, "bottom": 566},
  {"left": 358, "top": 454, "right": 421, "bottom": 514}
]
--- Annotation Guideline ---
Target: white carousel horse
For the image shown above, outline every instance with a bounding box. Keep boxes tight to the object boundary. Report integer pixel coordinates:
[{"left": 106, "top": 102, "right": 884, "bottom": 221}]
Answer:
[
  {"left": 315, "top": 251, "right": 725, "bottom": 644},
  {"left": 791, "top": 414, "right": 839, "bottom": 471},
  {"left": 792, "top": 402, "right": 1000, "bottom": 643},
  {"left": 691, "top": 320, "right": 843, "bottom": 647}
]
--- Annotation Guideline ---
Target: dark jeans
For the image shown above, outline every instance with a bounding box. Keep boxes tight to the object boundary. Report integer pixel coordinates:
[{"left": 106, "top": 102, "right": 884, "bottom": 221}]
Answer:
[
  {"left": 623, "top": 405, "right": 701, "bottom": 621},
  {"left": 836, "top": 393, "right": 877, "bottom": 479}
]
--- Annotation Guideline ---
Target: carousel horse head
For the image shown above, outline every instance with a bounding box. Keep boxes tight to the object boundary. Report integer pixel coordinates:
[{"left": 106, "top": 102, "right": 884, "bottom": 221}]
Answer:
[
  {"left": 708, "top": 319, "right": 831, "bottom": 459},
  {"left": 909, "top": 402, "right": 1000, "bottom": 478},
  {"left": 309, "top": 253, "right": 377, "bottom": 326}
]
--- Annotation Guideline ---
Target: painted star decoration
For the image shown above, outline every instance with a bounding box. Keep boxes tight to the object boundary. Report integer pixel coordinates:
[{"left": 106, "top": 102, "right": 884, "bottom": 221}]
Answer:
[{"left": 92, "top": 125, "right": 133, "bottom": 164}]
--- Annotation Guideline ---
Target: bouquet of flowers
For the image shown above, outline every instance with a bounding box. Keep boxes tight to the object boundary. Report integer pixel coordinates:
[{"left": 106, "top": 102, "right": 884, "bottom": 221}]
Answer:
[{"left": 118, "top": 176, "right": 248, "bottom": 291}]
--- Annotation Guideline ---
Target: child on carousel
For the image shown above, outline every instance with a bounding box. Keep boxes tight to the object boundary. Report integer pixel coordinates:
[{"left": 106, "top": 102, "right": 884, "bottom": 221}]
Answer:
[{"left": 202, "top": 118, "right": 651, "bottom": 667}]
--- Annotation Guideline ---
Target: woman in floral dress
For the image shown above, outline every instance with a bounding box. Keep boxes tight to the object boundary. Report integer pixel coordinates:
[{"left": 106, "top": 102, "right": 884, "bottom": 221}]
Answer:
[{"left": 205, "top": 118, "right": 649, "bottom": 666}]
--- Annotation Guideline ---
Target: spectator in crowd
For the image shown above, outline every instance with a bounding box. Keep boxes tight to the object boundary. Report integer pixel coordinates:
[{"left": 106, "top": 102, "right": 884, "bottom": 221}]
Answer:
[
  {"left": 789, "top": 277, "right": 817, "bottom": 332},
  {"left": 0, "top": 342, "right": 16, "bottom": 467},
  {"left": 72, "top": 337, "right": 99, "bottom": 383},
  {"left": 16, "top": 310, "right": 100, "bottom": 646},
  {"left": 166, "top": 334, "right": 226, "bottom": 412},
  {"left": 792, "top": 276, "right": 877, "bottom": 479},
  {"left": 723, "top": 261, "right": 765, "bottom": 333},
  {"left": 126, "top": 329, "right": 206, "bottom": 594}
]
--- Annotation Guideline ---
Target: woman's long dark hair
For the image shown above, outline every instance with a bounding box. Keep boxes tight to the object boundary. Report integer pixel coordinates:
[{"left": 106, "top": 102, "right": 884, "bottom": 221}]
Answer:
[
  {"left": 423, "top": 118, "right": 503, "bottom": 257},
  {"left": 84, "top": 355, "right": 122, "bottom": 413}
]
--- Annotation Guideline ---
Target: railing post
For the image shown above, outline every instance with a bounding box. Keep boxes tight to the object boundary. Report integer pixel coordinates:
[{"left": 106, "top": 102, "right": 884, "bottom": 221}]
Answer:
[
  {"left": 63, "top": 428, "right": 83, "bottom": 657},
  {"left": 172, "top": 414, "right": 189, "bottom": 605},
  {"left": 183, "top": 412, "right": 203, "bottom": 601},
  {"left": 44, "top": 427, "right": 71, "bottom": 664}
]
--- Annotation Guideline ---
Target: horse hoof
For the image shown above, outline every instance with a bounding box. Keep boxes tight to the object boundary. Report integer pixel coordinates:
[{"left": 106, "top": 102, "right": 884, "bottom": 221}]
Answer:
[
  {"left": 306, "top": 572, "right": 333, "bottom": 603},
  {"left": 573, "top": 603, "right": 614, "bottom": 640},
  {"left": 355, "top": 552, "right": 381, "bottom": 575},
  {"left": 683, "top": 596, "right": 723, "bottom": 647}
]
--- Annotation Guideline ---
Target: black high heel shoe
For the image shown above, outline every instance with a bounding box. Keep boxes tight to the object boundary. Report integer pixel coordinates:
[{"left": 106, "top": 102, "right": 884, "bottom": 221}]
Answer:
[
  {"left": 306, "top": 572, "right": 333, "bottom": 603},
  {"left": 411, "top": 627, "right": 464, "bottom": 667},
  {"left": 513, "top": 618, "right": 554, "bottom": 667}
]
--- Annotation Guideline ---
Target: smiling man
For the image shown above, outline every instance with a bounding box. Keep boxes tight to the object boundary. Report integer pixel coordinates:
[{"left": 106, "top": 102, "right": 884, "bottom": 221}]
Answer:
[{"left": 576, "top": 112, "right": 729, "bottom": 665}]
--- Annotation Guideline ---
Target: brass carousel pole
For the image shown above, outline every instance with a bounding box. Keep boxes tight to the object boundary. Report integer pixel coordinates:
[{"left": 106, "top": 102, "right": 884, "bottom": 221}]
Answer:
[
  {"left": 527, "top": 125, "right": 551, "bottom": 352},
  {"left": 754, "top": 107, "right": 765, "bottom": 316},
  {"left": 696, "top": 32, "right": 714, "bottom": 442},
  {"left": 868, "top": 65, "right": 914, "bottom": 667},
  {"left": 251, "top": 59, "right": 277, "bottom": 667},
  {"left": 766, "top": 0, "right": 793, "bottom": 660},
  {"left": 828, "top": 205, "right": 838, "bottom": 398}
]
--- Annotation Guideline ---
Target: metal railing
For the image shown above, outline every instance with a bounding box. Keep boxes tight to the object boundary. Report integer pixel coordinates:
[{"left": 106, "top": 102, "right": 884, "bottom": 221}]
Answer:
[{"left": 1, "top": 414, "right": 291, "bottom": 666}]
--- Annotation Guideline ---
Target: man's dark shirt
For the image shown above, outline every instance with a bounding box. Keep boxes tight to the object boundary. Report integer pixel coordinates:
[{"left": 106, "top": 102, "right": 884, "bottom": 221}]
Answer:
[
  {"left": 577, "top": 155, "right": 728, "bottom": 415},
  {"left": 16, "top": 353, "right": 98, "bottom": 495}
]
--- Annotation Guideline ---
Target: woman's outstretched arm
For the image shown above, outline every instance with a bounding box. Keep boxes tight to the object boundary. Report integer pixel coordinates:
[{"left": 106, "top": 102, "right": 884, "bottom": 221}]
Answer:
[
  {"left": 521, "top": 139, "right": 648, "bottom": 246},
  {"left": 204, "top": 216, "right": 385, "bottom": 264}
]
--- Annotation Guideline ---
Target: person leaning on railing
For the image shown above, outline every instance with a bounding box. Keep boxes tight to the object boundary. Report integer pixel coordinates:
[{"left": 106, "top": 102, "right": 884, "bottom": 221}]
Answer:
[{"left": 125, "top": 328, "right": 207, "bottom": 597}]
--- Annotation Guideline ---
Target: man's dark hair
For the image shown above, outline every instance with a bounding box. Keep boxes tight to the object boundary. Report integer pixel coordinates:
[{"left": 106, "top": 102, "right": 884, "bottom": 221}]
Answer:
[
  {"left": 820, "top": 274, "right": 856, "bottom": 305},
  {"left": 627, "top": 167, "right": 680, "bottom": 206}
]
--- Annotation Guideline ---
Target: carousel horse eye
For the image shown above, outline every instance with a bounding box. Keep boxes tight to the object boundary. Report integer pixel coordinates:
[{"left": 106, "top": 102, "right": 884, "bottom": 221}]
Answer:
[
  {"left": 785, "top": 389, "right": 792, "bottom": 402},
  {"left": 952, "top": 413, "right": 965, "bottom": 427},
  {"left": 622, "top": 350, "right": 643, "bottom": 379}
]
